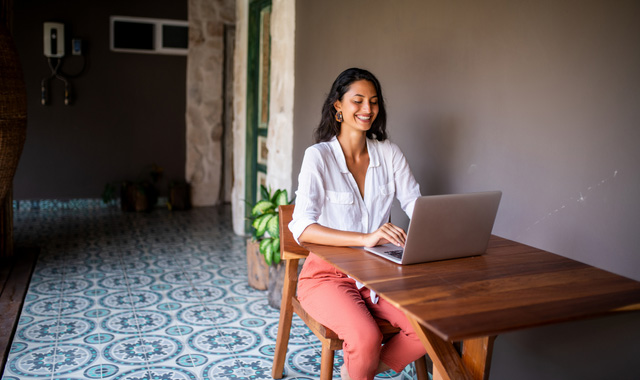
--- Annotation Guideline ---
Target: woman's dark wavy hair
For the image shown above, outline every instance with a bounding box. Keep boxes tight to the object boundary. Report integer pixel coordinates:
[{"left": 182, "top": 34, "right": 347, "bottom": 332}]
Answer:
[{"left": 314, "top": 68, "right": 387, "bottom": 143}]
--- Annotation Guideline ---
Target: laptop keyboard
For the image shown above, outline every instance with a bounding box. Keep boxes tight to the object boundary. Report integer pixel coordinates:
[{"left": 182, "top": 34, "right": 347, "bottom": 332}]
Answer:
[{"left": 384, "top": 249, "right": 404, "bottom": 258}]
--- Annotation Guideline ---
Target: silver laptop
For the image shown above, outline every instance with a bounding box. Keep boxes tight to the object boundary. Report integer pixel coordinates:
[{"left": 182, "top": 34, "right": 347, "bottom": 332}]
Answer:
[{"left": 364, "top": 191, "right": 502, "bottom": 265}]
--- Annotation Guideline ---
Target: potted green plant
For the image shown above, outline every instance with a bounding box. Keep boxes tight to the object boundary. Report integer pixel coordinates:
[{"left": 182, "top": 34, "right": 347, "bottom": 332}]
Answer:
[
  {"left": 247, "top": 185, "right": 291, "bottom": 308},
  {"left": 251, "top": 186, "right": 290, "bottom": 265},
  {"left": 102, "top": 164, "right": 164, "bottom": 212}
]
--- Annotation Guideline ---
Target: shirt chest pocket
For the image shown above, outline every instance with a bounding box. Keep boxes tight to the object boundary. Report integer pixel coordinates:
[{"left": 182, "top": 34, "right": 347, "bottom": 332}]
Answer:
[
  {"left": 326, "top": 190, "right": 354, "bottom": 205},
  {"left": 379, "top": 181, "right": 395, "bottom": 197},
  {"left": 325, "top": 190, "right": 356, "bottom": 230}
]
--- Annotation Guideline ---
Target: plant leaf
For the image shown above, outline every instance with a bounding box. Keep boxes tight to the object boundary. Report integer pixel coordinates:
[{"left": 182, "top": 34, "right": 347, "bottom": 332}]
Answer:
[
  {"left": 256, "top": 214, "right": 274, "bottom": 238},
  {"left": 259, "top": 238, "right": 272, "bottom": 256},
  {"left": 260, "top": 184, "right": 270, "bottom": 201},
  {"left": 271, "top": 238, "right": 281, "bottom": 264},
  {"left": 270, "top": 189, "right": 281, "bottom": 204},
  {"left": 266, "top": 214, "right": 279, "bottom": 238},
  {"left": 252, "top": 213, "right": 267, "bottom": 230},
  {"left": 264, "top": 241, "right": 274, "bottom": 266},
  {"left": 275, "top": 189, "right": 289, "bottom": 206},
  {"left": 251, "top": 200, "right": 275, "bottom": 217}
]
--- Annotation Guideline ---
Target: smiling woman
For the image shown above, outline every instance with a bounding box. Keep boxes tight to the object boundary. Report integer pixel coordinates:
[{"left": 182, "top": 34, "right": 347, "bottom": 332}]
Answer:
[
  {"left": 314, "top": 68, "right": 388, "bottom": 143},
  {"left": 289, "top": 68, "right": 424, "bottom": 380},
  {"left": 333, "top": 80, "right": 379, "bottom": 135}
]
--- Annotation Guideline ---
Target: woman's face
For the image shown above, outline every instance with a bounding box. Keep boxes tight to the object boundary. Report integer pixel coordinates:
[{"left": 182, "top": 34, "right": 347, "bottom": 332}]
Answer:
[{"left": 334, "top": 79, "right": 378, "bottom": 134}]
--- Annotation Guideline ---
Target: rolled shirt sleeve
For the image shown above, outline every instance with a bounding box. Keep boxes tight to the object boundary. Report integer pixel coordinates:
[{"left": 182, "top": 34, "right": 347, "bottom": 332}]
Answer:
[{"left": 289, "top": 146, "right": 326, "bottom": 243}]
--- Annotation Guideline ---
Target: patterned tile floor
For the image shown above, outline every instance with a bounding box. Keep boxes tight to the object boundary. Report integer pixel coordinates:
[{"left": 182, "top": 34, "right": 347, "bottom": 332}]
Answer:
[{"left": 3, "top": 204, "right": 419, "bottom": 380}]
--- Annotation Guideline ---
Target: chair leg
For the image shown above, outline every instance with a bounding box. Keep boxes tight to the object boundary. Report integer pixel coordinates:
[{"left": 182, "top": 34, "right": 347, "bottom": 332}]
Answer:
[
  {"left": 272, "top": 259, "right": 300, "bottom": 379},
  {"left": 414, "top": 355, "right": 429, "bottom": 380},
  {"left": 320, "top": 342, "right": 335, "bottom": 380}
]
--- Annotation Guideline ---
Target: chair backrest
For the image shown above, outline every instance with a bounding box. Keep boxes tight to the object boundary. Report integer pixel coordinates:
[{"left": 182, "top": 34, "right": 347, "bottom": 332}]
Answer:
[{"left": 279, "top": 204, "right": 309, "bottom": 260}]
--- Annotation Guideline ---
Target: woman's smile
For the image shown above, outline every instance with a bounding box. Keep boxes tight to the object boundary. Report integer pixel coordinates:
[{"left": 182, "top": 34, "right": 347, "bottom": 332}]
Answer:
[{"left": 334, "top": 79, "right": 379, "bottom": 132}]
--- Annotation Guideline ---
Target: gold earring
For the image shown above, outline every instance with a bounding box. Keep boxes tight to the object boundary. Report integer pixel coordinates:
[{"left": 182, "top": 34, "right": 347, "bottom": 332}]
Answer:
[{"left": 335, "top": 111, "right": 343, "bottom": 123}]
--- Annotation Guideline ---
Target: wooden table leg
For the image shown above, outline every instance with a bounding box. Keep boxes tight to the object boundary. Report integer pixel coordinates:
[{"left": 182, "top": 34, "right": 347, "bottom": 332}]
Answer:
[
  {"left": 462, "top": 336, "right": 496, "bottom": 380},
  {"left": 408, "top": 315, "right": 495, "bottom": 380}
]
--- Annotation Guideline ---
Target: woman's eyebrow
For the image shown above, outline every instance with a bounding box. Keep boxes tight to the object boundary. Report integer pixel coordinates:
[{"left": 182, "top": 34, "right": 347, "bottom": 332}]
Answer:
[{"left": 352, "top": 94, "right": 378, "bottom": 98}]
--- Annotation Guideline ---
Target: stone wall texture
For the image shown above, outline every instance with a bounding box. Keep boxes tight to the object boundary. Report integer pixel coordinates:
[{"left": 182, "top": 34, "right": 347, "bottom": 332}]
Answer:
[{"left": 187, "top": 0, "right": 235, "bottom": 206}]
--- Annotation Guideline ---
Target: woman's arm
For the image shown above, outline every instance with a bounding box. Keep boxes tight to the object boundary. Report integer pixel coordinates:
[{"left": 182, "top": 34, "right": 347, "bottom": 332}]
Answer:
[{"left": 298, "top": 222, "right": 407, "bottom": 248}]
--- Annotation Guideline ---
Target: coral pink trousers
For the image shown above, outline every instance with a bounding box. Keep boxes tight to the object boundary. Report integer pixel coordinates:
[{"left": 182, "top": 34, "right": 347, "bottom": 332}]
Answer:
[{"left": 297, "top": 253, "right": 426, "bottom": 380}]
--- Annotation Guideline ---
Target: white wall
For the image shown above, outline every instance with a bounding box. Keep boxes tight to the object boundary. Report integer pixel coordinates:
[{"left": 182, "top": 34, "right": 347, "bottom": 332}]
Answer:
[
  {"left": 266, "top": 0, "right": 295, "bottom": 196},
  {"left": 293, "top": 1, "right": 640, "bottom": 378},
  {"left": 231, "top": 0, "right": 248, "bottom": 235}
]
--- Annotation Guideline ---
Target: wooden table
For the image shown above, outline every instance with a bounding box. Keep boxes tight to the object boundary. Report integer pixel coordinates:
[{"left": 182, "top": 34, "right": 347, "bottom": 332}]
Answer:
[{"left": 303, "top": 236, "right": 640, "bottom": 380}]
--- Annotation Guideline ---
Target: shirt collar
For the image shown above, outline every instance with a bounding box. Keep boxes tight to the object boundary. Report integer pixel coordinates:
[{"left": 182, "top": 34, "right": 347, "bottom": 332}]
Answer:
[
  {"left": 367, "top": 138, "right": 381, "bottom": 168},
  {"left": 329, "top": 136, "right": 381, "bottom": 174}
]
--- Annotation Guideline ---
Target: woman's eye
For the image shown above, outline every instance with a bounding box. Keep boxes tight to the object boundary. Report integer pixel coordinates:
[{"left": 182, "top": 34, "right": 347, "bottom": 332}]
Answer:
[{"left": 352, "top": 99, "right": 377, "bottom": 105}]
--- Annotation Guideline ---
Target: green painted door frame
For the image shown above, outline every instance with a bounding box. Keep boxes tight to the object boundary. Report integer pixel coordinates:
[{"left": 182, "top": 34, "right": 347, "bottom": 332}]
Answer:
[{"left": 245, "top": 0, "right": 272, "bottom": 232}]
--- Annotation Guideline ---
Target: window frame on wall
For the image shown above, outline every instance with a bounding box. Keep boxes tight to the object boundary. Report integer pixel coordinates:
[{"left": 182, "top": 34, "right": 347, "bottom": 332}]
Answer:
[{"left": 109, "top": 16, "right": 189, "bottom": 55}]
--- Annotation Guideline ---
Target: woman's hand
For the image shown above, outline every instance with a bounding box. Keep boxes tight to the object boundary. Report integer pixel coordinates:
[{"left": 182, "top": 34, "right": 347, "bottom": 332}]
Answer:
[
  {"left": 298, "top": 222, "right": 407, "bottom": 249},
  {"left": 362, "top": 223, "right": 407, "bottom": 248}
]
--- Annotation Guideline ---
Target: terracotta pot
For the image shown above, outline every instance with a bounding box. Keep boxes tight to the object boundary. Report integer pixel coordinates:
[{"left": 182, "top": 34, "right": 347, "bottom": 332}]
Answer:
[
  {"left": 246, "top": 238, "right": 290, "bottom": 310},
  {"left": 267, "top": 262, "right": 286, "bottom": 310},
  {"left": 247, "top": 239, "right": 269, "bottom": 290},
  {"left": 120, "top": 182, "right": 157, "bottom": 212},
  {"left": 168, "top": 181, "right": 191, "bottom": 210}
]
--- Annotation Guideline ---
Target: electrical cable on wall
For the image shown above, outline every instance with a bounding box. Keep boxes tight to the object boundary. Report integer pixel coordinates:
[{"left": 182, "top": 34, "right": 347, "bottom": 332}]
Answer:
[{"left": 41, "top": 57, "right": 70, "bottom": 105}]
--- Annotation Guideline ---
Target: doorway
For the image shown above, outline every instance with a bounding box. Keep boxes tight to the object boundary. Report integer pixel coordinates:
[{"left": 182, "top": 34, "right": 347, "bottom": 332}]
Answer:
[{"left": 245, "top": 0, "right": 271, "bottom": 231}]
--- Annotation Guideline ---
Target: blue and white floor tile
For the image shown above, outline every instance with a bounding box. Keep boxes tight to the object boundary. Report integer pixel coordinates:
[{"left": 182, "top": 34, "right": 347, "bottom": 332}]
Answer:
[{"left": 3, "top": 204, "right": 418, "bottom": 380}]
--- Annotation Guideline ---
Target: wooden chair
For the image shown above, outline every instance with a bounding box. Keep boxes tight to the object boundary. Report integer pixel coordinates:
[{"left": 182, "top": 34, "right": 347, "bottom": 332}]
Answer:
[{"left": 271, "top": 204, "right": 429, "bottom": 380}]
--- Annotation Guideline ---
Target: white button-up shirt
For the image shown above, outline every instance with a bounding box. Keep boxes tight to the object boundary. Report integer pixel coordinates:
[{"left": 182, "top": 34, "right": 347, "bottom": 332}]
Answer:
[{"left": 289, "top": 137, "right": 421, "bottom": 302}]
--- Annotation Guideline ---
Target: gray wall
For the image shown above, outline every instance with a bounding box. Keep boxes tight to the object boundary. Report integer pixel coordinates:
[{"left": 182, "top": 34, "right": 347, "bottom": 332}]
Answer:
[
  {"left": 294, "top": 1, "right": 640, "bottom": 379},
  {"left": 12, "top": 0, "right": 187, "bottom": 200}
]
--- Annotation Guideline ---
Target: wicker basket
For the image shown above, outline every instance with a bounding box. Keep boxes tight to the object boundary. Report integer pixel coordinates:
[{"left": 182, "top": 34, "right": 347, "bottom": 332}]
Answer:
[{"left": 0, "top": 22, "right": 27, "bottom": 203}]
